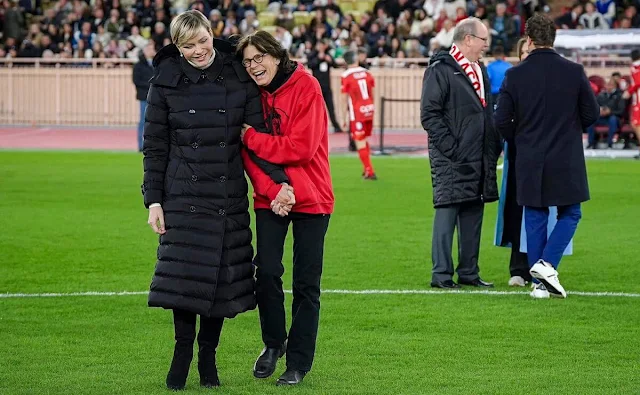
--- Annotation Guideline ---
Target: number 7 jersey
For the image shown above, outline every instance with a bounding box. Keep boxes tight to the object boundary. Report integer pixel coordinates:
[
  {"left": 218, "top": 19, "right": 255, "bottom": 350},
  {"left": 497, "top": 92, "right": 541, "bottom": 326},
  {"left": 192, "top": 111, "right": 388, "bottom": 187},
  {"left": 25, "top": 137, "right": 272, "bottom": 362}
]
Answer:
[{"left": 341, "top": 67, "right": 375, "bottom": 122}]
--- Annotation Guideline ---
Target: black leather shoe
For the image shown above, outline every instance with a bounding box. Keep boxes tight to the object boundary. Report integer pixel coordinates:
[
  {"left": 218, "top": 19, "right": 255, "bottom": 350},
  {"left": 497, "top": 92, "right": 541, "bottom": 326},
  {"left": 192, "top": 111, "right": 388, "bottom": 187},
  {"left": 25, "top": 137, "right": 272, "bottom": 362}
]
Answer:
[
  {"left": 459, "top": 278, "right": 494, "bottom": 287},
  {"left": 276, "top": 369, "right": 306, "bottom": 386},
  {"left": 430, "top": 280, "right": 461, "bottom": 289},
  {"left": 253, "top": 344, "right": 286, "bottom": 379}
]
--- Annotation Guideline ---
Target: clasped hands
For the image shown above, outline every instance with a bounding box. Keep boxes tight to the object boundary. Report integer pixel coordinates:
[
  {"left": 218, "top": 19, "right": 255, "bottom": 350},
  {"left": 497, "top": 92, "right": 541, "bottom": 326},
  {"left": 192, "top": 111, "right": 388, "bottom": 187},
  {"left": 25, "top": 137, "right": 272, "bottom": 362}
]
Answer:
[{"left": 272, "top": 183, "right": 295, "bottom": 217}]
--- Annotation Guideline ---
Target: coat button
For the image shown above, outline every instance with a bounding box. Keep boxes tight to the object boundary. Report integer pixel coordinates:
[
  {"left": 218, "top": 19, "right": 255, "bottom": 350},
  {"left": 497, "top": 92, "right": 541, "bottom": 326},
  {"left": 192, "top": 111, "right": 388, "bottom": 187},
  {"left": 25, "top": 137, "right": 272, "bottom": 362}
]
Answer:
[
  {"left": 218, "top": 108, "right": 226, "bottom": 113},
  {"left": 189, "top": 109, "right": 195, "bottom": 114},
  {"left": 190, "top": 206, "right": 196, "bottom": 213},
  {"left": 183, "top": 77, "right": 189, "bottom": 83},
  {"left": 191, "top": 175, "right": 198, "bottom": 181},
  {"left": 192, "top": 142, "right": 198, "bottom": 149},
  {"left": 219, "top": 142, "right": 226, "bottom": 148},
  {"left": 218, "top": 209, "right": 226, "bottom": 216},
  {"left": 216, "top": 76, "right": 224, "bottom": 82},
  {"left": 219, "top": 176, "right": 226, "bottom": 182}
]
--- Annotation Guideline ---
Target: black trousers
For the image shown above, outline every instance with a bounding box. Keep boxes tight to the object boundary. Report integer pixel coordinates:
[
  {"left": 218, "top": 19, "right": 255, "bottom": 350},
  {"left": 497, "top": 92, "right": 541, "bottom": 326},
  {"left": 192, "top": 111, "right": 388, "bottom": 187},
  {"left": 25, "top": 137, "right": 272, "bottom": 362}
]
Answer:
[
  {"left": 172, "top": 309, "right": 224, "bottom": 356},
  {"left": 254, "top": 209, "right": 331, "bottom": 372},
  {"left": 322, "top": 87, "right": 342, "bottom": 131},
  {"left": 507, "top": 205, "right": 531, "bottom": 281}
]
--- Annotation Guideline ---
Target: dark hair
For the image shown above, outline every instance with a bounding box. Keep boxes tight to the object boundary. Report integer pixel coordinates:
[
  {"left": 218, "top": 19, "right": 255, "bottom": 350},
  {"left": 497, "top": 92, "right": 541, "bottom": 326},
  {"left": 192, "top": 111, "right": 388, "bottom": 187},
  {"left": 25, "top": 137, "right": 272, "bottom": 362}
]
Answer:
[
  {"left": 632, "top": 49, "right": 640, "bottom": 62},
  {"left": 235, "top": 30, "right": 297, "bottom": 73},
  {"left": 612, "top": 71, "right": 621, "bottom": 78},
  {"left": 343, "top": 50, "right": 357, "bottom": 65},
  {"left": 493, "top": 45, "right": 505, "bottom": 57},
  {"left": 525, "top": 13, "right": 556, "bottom": 48}
]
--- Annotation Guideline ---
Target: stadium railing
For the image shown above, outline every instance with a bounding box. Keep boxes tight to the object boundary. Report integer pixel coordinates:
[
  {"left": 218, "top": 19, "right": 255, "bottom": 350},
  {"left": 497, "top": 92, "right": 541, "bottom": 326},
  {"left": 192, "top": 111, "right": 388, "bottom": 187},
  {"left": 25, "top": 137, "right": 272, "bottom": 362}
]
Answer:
[{"left": 0, "top": 56, "right": 628, "bottom": 135}]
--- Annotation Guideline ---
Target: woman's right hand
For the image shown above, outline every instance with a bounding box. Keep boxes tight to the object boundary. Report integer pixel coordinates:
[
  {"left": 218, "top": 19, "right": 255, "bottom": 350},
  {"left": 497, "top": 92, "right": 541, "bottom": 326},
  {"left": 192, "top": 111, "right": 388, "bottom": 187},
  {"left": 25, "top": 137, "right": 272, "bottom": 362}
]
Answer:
[
  {"left": 275, "top": 183, "right": 295, "bottom": 206},
  {"left": 272, "top": 183, "right": 295, "bottom": 217},
  {"left": 148, "top": 206, "right": 166, "bottom": 234}
]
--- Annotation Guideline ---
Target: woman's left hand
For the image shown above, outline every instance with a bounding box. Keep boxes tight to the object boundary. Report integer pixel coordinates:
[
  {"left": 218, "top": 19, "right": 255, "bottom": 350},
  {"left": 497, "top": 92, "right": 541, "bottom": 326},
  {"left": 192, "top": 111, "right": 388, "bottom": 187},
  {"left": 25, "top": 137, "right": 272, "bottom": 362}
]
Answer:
[{"left": 241, "top": 124, "right": 252, "bottom": 143}]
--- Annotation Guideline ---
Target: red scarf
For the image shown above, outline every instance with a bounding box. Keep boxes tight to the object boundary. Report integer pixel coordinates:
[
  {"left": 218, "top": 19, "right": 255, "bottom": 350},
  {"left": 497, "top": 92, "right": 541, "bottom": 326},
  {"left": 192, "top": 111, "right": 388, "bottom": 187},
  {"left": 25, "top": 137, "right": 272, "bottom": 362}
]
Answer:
[{"left": 449, "top": 44, "right": 486, "bottom": 107}]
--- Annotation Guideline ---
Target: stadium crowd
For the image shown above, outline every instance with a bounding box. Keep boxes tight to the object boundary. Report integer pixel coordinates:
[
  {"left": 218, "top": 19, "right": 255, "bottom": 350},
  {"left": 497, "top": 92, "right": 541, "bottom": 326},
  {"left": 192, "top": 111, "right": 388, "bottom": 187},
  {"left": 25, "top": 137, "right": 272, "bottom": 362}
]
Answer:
[{"left": 0, "top": 0, "right": 551, "bottom": 62}]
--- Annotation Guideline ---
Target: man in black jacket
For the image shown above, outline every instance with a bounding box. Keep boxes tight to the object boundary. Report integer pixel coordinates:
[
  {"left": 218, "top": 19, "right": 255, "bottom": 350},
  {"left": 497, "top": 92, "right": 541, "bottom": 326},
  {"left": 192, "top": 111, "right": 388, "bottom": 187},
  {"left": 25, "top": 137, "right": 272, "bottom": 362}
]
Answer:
[
  {"left": 306, "top": 39, "right": 344, "bottom": 134},
  {"left": 586, "top": 78, "right": 627, "bottom": 149},
  {"left": 420, "top": 17, "right": 502, "bottom": 289},
  {"left": 133, "top": 42, "right": 156, "bottom": 152},
  {"left": 494, "top": 14, "right": 599, "bottom": 299}
]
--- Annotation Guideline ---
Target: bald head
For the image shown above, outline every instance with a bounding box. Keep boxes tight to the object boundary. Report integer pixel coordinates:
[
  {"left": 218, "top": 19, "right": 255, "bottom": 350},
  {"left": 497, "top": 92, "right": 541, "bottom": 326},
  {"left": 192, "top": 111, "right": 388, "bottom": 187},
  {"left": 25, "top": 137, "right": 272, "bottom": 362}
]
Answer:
[{"left": 453, "top": 18, "right": 483, "bottom": 44}]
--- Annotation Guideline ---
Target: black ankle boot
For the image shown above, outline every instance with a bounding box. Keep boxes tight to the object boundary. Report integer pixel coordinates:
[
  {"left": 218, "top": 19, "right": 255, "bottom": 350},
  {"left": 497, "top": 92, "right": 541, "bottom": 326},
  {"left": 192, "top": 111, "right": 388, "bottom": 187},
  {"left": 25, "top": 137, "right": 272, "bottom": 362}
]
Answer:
[
  {"left": 166, "top": 343, "right": 193, "bottom": 390},
  {"left": 198, "top": 347, "right": 220, "bottom": 388},
  {"left": 166, "top": 310, "right": 197, "bottom": 390}
]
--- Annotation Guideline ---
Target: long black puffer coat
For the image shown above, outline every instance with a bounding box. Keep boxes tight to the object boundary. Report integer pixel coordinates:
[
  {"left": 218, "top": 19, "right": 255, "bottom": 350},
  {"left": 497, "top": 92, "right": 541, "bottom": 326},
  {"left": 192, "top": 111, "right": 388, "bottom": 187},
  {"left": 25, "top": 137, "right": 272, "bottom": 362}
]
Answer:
[
  {"left": 420, "top": 50, "right": 502, "bottom": 208},
  {"left": 142, "top": 43, "right": 286, "bottom": 318}
]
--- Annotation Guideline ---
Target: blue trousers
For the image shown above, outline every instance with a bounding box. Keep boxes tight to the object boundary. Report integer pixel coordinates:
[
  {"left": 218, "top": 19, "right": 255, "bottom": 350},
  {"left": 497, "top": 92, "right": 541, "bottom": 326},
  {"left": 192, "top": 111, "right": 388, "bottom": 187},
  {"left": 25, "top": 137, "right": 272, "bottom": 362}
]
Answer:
[
  {"left": 138, "top": 100, "right": 147, "bottom": 152},
  {"left": 524, "top": 204, "right": 582, "bottom": 272},
  {"left": 586, "top": 115, "right": 618, "bottom": 146}
]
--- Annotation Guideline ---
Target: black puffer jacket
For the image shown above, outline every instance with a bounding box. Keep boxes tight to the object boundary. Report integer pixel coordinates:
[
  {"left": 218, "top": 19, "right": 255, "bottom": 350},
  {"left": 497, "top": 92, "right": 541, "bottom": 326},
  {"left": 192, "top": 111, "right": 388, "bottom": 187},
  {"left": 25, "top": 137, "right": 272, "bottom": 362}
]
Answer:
[
  {"left": 142, "top": 43, "right": 285, "bottom": 318},
  {"left": 420, "top": 50, "right": 502, "bottom": 208}
]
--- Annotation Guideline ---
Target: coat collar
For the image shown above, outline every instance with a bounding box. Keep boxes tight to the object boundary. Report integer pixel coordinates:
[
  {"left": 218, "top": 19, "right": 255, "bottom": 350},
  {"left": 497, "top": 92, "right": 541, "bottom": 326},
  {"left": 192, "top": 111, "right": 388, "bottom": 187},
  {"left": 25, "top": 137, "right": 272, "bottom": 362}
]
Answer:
[
  {"left": 181, "top": 48, "right": 224, "bottom": 84},
  {"left": 441, "top": 53, "right": 489, "bottom": 110}
]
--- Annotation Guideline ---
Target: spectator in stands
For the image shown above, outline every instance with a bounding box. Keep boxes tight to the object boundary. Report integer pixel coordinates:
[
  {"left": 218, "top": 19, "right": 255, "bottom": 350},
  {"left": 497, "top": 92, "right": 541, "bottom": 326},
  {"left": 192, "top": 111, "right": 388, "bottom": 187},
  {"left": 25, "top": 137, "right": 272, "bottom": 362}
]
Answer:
[
  {"left": 489, "top": 3, "right": 516, "bottom": 53},
  {"left": 579, "top": 2, "right": 609, "bottom": 29},
  {"left": 209, "top": 10, "right": 225, "bottom": 38},
  {"left": 2, "top": 0, "right": 24, "bottom": 42},
  {"left": 595, "top": 0, "right": 616, "bottom": 27},
  {"left": 555, "top": 3, "right": 583, "bottom": 29},
  {"left": 238, "top": 29, "right": 334, "bottom": 387},
  {"left": 487, "top": 45, "right": 511, "bottom": 106},
  {"left": 132, "top": 42, "right": 155, "bottom": 152},
  {"left": 421, "top": 17, "right": 500, "bottom": 290},
  {"left": 239, "top": 10, "right": 259, "bottom": 35},
  {"left": 434, "top": 17, "right": 454, "bottom": 49},
  {"left": 142, "top": 10, "right": 289, "bottom": 391},
  {"left": 586, "top": 78, "right": 626, "bottom": 149},
  {"left": 495, "top": 14, "right": 599, "bottom": 299},
  {"left": 622, "top": 6, "right": 640, "bottom": 28}
]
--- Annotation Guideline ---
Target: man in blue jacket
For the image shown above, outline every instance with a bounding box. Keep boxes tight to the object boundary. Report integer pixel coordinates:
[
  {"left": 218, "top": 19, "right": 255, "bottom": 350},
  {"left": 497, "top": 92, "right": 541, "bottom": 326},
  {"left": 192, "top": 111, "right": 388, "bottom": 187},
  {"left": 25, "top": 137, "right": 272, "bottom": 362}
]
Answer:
[
  {"left": 494, "top": 14, "right": 599, "bottom": 299},
  {"left": 487, "top": 45, "right": 512, "bottom": 108}
]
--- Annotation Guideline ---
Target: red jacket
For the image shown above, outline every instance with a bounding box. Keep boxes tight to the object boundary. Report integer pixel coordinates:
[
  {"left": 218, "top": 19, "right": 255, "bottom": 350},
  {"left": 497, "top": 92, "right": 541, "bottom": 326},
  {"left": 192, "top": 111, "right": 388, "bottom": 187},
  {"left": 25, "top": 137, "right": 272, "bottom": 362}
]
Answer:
[{"left": 242, "top": 64, "right": 335, "bottom": 215}]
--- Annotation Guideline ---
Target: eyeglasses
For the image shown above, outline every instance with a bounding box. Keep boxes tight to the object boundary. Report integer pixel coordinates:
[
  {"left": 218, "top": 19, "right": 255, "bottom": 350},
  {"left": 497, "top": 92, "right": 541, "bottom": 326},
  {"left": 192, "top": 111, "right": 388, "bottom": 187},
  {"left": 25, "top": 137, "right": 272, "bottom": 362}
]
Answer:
[
  {"left": 242, "top": 53, "right": 266, "bottom": 68},
  {"left": 469, "top": 34, "right": 488, "bottom": 42}
]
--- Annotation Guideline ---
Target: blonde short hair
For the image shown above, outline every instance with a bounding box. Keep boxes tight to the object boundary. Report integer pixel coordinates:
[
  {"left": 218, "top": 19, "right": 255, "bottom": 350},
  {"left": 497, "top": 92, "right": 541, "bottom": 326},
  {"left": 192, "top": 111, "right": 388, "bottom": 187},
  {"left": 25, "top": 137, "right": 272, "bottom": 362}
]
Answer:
[{"left": 170, "top": 10, "right": 212, "bottom": 48}]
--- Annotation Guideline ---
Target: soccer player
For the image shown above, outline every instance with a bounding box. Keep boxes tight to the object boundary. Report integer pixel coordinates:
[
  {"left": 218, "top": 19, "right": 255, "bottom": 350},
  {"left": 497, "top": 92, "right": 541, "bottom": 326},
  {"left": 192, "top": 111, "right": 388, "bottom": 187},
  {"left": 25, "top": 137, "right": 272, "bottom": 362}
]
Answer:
[
  {"left": 341, "top": 50, "right": 377, "bottom": 179},
  {"left": 623, "top": 49, "right": 640, "bottom": 159}
]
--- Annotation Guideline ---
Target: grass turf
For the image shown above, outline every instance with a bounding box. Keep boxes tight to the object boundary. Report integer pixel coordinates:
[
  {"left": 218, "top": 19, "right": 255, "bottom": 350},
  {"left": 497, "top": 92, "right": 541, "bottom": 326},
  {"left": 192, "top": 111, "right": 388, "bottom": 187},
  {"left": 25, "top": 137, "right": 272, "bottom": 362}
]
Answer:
[{"left": 0, "top": 151, "right": 638, "bottom": 394}]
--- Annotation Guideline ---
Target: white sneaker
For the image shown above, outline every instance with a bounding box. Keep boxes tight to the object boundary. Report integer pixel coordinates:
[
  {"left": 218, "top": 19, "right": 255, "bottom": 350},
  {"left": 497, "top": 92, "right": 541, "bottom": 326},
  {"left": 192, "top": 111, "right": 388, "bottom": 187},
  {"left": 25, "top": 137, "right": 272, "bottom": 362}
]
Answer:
[
  {"left": 508, "top": 276, "right": 527, "bottom": 287},
  {"left": 530, "top": 283, "right": 550, "bottom": 298},
  {"left": 530, "top": 260, "right": 567, "bottom": 298}
]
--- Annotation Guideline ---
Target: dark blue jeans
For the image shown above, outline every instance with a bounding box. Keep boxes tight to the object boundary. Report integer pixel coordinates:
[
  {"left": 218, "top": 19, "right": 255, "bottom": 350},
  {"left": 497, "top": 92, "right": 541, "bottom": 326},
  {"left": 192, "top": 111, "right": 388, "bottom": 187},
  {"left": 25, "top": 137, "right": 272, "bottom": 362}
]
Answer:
[
  {"left": 524, "top": 204, "right": 582, "bottom": 274},
  {"left": 586, "top": 115, "right": 618, "bottom": 147}
]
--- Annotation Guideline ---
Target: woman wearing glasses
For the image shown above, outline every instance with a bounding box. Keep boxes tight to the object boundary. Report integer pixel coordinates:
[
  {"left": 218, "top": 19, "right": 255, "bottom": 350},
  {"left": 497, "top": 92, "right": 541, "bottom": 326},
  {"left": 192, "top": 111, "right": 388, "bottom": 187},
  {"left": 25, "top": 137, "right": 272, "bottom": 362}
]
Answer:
[
  {"left": 235, "top": 31, "right": 335, "bottom": 386},
  {"left": 141, "top": 10, "right": 293, "bottom": 390}
]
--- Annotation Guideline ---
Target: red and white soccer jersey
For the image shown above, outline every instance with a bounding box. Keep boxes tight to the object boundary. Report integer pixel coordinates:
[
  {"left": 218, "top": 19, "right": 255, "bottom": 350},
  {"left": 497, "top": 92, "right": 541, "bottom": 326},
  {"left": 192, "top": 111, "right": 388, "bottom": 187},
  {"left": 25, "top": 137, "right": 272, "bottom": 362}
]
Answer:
[
  {"left": 629, "top": 61, "right": 640, "bottom": 126},
  {"left": 341, "top": 67, "right": 375, "bottom": 140}
]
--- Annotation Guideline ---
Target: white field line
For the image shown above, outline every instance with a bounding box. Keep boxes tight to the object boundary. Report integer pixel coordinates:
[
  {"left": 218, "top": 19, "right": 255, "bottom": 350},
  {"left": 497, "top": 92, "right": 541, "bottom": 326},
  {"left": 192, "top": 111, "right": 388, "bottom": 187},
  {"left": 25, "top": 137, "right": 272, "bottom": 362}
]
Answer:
[{"left": 0, "top": 289, "right": 639, "bottom": 299}]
